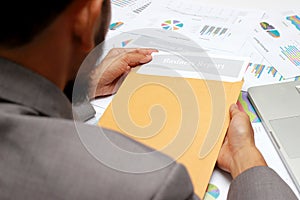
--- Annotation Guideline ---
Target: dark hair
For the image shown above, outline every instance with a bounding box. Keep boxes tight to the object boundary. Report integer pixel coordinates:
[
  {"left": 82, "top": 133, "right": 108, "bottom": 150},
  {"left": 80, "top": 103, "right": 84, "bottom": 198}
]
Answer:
[{"left": 0, "top": 1, "right": 73, "bottom": 48}]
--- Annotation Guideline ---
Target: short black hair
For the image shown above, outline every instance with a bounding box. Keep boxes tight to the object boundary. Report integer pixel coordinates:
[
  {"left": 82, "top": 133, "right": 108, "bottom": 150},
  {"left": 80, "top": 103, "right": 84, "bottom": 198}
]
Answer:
[{"left": 0, "top": 1, "right": 73, "bottom": 48}]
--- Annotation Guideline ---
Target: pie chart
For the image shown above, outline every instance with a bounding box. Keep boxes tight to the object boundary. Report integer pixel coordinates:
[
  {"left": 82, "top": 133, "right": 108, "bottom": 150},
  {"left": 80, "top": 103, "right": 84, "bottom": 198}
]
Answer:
[
  {"left": 110, "top": 22, "right": 124, "bottom": 30},
  {"left": 204, "top": 184, "right": 220, "bottom": 200},
  {"left": 267, "top": 30, "right": 280, "bottom": 38},
  {"left": 260, "top": 22, "right": 280, "bottom": 38},
  {"left": 161, "top": 20, "right": 184, "bottom": 31}
]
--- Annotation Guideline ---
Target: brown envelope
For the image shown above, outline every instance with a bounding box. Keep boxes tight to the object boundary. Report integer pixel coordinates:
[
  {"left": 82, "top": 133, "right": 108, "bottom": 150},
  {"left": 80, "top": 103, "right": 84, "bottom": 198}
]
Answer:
[{"left": 99, "top": 68, "right": 243, "bottom": 198}]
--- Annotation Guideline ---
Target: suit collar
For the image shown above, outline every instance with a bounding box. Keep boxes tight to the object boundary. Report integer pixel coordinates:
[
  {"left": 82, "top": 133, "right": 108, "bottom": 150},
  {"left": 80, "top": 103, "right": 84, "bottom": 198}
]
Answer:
[{"left": 0, "top": 57, "right": 73, "bottom": 119}]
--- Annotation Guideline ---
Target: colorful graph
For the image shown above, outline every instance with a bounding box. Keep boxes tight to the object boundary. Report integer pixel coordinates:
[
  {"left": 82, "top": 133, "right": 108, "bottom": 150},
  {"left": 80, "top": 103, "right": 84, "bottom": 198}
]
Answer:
[
  {"left": 248, "top": 63, "right": 284, "bottom": 81},
  {"left": 251, "top": 64, "right": 265, "bottom": 78},
  {"left": 204, "top": 184, "right": 220, "bottom": 200},
  {"left": 267, "top": 66, "right": 284, "bottom": 81},
  {"left": 286, "top": 15, "right": 300, "bottom": 31},
  {"left": 112, "top": 0, "right": 136, "bottom": 7},
  {"left": 237, "top": 92, "right": 261, "bottom": 123},
  {"left": 280, "top": 45, "right": 300, "bottom": 66},
  {"left": 200, "top": 25, "right": 228, "bottom": 37},
  {"left": 267, "top": 30, "right": 280, "bottom": 38},
  {"left": 260, "top": 22, "right": 280, "bottom": 38},
  {"left": 109, "top": 22, "right": 124, "bottom": 30},
  {"left": 161, "top": 20, "right": 184, "bottom": 31},
  {"left": 121, "top": 39, "right": 133, "bottom": 47}
]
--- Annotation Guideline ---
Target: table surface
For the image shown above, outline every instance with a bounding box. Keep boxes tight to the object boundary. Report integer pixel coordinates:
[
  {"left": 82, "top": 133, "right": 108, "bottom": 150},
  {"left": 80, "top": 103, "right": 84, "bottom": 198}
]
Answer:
[{"left": 87, "top": 0, "right": 300, "bottom": 198}]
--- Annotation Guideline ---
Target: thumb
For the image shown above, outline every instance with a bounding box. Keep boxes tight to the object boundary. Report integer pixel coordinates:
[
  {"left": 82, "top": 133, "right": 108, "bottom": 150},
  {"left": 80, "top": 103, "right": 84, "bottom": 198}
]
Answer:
[{"left": 229, "top": 104, "right": 241, "bottom": 118}]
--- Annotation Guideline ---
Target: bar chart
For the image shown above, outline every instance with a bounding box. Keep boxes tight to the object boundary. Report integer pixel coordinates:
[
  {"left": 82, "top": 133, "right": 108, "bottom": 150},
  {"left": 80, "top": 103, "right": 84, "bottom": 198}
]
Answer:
[
  {"left": 200, "top": 25, "right": 228, "bottom": 37},
  {"left": 280, "top": 45, "right": 300, "bottom": 66}
]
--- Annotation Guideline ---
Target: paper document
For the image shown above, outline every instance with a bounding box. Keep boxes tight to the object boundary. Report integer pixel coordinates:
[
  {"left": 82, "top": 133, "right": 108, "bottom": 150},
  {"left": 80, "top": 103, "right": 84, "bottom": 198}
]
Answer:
[
  {"left": 250, "top": 10, "right": 300, "bottom": 78},
  {"left": 242, "top": 63, "right": 300, "bottom": 91},
  {"left": 108, "top": 0, "right": 264, "bottom": 55},
  {"left": 138, "top": 52, "right": 249, "bottom": 82}
]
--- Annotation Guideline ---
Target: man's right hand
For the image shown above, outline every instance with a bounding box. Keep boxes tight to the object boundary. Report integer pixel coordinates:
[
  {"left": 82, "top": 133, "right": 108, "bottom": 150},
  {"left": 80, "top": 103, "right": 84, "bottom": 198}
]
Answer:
[{"left": 217, "top": 104, "right": 267, "bottom": 179}]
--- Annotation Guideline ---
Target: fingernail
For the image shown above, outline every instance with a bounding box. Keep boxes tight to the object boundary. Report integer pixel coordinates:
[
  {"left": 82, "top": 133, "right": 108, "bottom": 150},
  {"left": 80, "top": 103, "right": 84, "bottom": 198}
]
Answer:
[{"left": 231, "top": 104, "right": 238, "bottom": 109}]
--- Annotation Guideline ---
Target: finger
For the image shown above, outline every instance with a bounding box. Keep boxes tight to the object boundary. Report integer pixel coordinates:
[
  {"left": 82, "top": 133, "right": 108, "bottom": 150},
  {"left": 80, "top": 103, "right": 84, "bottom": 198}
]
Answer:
[
  {"left": 109, "top": 48, "right": 158, "bottom": 57},
  {"left": 103, "top": 52, "right": 153, "bottom": 80},
  {"left": 230, "top": 104, "right": 251, "bottom": 126},
  {"left": 134, "top": 48, "right": 159, "bottom": 55},
  {"left": 120, "top": 52, "right": 154, "bottom": 67},
  {"left": 229, "top": 104, "right": 241, "bottom": 118}
]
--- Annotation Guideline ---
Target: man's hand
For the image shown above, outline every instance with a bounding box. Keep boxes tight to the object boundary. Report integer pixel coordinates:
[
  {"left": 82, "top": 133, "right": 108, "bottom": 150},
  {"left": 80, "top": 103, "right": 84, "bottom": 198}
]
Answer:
[
  {"left": 217, "top": 104, "right": 267, "bottom": 179},
  {"left": 89, "top": 48, "right": 158, "bottom": 98}
]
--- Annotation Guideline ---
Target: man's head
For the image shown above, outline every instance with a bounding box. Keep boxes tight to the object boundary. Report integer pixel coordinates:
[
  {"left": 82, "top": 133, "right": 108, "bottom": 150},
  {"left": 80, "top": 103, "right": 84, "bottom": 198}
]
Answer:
[
  {"left": 0, "top": 1, "right": 71, "bottom": 48},
  {"left": 0, "top": 0, "right": 111, "bottom": 91},
  {"left": 0, "top": 0, "right": 111, "bottom": 48}
]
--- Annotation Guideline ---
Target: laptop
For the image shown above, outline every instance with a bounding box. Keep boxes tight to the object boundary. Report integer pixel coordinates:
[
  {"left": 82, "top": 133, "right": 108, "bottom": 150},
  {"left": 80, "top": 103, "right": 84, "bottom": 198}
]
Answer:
[{"left": 248, "top": 80, "right": 300, "bottom": 193}]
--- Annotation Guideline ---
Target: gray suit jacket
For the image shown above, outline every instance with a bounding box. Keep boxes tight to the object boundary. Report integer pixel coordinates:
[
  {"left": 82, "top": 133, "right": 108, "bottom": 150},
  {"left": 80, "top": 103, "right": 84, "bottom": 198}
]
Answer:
[{"left": 0, "top": 58, "right": 297, "bottom": 199}]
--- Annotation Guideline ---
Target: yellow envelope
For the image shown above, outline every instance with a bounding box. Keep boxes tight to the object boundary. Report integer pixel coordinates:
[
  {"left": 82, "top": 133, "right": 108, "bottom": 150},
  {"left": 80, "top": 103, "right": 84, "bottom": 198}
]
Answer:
[{"left": 99, "top": 68, "right": 243, "bottom": 199}]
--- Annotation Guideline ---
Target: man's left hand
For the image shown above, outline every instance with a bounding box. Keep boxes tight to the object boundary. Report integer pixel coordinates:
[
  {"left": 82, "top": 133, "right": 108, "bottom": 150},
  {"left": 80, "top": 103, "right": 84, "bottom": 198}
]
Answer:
[{"left": 89, "top": 48, "right": 157, "bottom": 98}]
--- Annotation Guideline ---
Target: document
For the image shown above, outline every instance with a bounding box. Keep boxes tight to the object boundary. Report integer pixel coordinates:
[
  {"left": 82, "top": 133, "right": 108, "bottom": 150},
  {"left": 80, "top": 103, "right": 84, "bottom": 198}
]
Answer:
[
  {"left": 108, "top": 0, "right": 264, "bottom": 54},
  {"left": 98, "top": 67, "right": 243, "bottom": 198},
  {"left": 242, "top": 63, "right": 300, "bottom": 91},
  {"left": 138, "top": 52, "right": 248, "bottom": 82},
  {"left": 249, "top": 10, "right": 300, "bottom": 78}
]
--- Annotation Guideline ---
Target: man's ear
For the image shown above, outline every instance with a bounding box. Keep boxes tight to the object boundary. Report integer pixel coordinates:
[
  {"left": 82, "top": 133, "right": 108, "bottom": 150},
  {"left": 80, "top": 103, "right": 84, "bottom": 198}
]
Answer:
[{"left": 72, "top": 0, "right": 103, "bottom": 52}]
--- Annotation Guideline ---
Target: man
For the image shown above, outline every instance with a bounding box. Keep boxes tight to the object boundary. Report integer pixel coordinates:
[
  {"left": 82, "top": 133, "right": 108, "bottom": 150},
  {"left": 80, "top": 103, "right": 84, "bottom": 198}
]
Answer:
[{"left": 0, "top": 0, "right": 297, "bottom": 199}]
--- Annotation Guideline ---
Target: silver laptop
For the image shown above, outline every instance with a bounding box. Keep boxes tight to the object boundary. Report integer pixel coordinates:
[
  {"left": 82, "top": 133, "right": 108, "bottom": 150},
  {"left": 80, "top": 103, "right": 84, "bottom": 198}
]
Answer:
[{"left": 248, "top": 80, "right": 300, "bottom": 193}]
